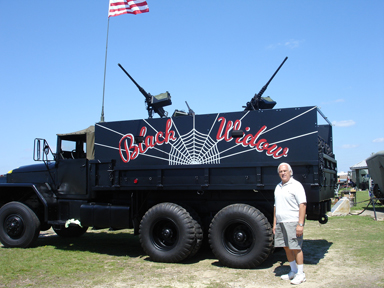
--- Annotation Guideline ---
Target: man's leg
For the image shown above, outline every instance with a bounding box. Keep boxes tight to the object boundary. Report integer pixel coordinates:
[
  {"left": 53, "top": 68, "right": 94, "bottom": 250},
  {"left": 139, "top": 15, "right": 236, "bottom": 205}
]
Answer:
[
  {"left": 294, "top": 249, "right": 304, "bottom": 268},
  {"left": 290, "top": 249, "right": 306, "bottom": 284},
  {"left": 281, "top": 247, "right": 298, "bottom": 280},
  {"left": 285, "top": 249, "right": 304, "bottom": 272},
  {"left": 284, "top": 247, "right": 296, "bottom": 262}
]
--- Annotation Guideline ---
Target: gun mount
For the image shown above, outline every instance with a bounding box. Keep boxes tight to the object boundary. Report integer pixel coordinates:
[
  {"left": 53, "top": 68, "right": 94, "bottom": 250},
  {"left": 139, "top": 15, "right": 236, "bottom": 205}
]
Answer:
[
  {"left": 172, "top": 101, "right": 195, "bottom": 117},
  {"left": 118, "top": 63, "right": 172, "bottom": 118},
  {"left": 244, "top": 57, "right": 288, "bottom": 111}
]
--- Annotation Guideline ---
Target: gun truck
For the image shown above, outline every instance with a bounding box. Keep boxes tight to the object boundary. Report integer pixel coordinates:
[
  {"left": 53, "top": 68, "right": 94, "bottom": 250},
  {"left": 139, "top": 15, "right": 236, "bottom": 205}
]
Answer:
[{"left": 0, "top": 58, "right": 337, "bottom": 268}]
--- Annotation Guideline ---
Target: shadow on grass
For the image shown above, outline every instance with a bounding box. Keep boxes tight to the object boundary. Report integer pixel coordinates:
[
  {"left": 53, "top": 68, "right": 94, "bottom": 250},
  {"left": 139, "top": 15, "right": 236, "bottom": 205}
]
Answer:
[
  {"left": 272, "top": 239, "right": 333, "bottom": 276},
  {"left": 36, "top": 229, "right": 144, "bottom": 258},
  {"left": 36, "top": 229, "right": 217, "bottom": 264},
  {"left": 190, "top": 238, "right": 333, "bottom": 270},
  {"left": 33, "top": 229, "right": 332, "bottom": 272}
]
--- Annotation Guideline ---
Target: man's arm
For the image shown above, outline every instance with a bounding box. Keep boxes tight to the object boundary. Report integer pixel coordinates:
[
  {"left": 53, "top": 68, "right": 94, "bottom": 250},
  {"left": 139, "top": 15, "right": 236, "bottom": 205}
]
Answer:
[
  {"left": 273, "top": 206, "right": 277, "bottom": 235},
  {"left": 296, "top": 203, "right": 307, "bottom": 237}
]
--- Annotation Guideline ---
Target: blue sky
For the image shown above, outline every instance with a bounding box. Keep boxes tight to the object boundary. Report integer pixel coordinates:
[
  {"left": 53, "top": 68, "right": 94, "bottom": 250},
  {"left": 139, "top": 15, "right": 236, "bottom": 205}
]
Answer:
[{"left": 0, "top": 1, "right": 383, "bottom": 174}]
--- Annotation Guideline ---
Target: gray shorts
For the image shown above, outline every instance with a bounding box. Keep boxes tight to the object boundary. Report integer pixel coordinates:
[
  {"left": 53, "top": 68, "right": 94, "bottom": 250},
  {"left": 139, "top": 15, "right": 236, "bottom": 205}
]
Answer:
[{"left": 274, "top": 222, "right": 303, "bottom": 250}]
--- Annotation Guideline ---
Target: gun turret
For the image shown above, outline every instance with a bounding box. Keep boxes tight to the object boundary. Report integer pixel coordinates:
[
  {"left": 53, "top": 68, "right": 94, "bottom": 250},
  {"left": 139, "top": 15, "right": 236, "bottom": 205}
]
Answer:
[
  {"left": 185, "top": 101, "right": 195, "bottom": 116},
  {"left": 118, "top": 63, "right": 172, "bottom": 118},
  {"left": 244, "top": 57, "right": 288, "bottom": 111},
  {"left": 172, "top": 101, "right": 195, "bottom": 117}
]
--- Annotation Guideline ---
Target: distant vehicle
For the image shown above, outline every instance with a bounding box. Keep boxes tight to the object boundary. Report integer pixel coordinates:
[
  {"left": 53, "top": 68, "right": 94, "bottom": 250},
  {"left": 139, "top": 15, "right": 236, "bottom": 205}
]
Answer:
[{"left": 366, "top": 151, "right": 384, "bottom": 204}]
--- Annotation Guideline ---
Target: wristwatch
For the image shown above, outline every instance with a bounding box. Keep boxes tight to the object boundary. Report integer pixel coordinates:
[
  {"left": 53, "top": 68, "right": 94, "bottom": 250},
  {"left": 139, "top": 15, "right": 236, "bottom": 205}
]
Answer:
[{"left": 298, "top": 223, "right": 304, "bottom": 227}]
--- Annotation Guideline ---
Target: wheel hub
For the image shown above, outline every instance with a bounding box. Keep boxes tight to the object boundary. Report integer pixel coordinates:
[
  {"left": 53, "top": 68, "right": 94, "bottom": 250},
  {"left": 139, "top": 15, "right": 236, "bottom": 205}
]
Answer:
[
  {"left": 5, "top": 215, "right": 24, "bottom": 239},
  {"left": 152, "top": 219, "right": 178, "bottom": 249},
  {"left": 234, "top": 231, "right": 246, "bottom": 243},
  {"left": 161, "top": 227, "right": 174, "bottom": 240},
  {"left": 223, "top": 223, "right": 253, "bottom": 254}
]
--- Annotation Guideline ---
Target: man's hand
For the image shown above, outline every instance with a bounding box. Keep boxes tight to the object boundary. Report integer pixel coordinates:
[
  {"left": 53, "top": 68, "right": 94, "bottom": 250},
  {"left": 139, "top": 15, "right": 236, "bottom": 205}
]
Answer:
[{"left": 296, "top": 225, "right": 304, "bottom": 237}]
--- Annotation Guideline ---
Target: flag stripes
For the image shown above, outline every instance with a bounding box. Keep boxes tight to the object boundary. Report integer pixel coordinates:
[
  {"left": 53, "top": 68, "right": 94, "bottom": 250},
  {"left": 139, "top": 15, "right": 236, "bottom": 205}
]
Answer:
[{"left": 109, "top": 0, "right": 149, "bottom": 17}]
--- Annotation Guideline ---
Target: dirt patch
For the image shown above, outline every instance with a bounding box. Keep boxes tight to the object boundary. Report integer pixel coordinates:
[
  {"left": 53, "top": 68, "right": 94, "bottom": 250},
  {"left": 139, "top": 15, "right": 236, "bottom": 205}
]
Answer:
[
  {"left": 353, "top": 207, "right": 384, "bottom": 221},
  {"left": 94, "top": 220, "right": 383, "bottom": 287},
  {"left": 92, "top": 246, "right": 382, "bottom": 288}
]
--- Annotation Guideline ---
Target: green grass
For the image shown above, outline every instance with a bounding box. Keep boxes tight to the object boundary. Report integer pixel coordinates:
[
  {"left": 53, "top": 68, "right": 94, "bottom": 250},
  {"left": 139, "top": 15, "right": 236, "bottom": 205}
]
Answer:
[
  {"left": 320, "top": 216, "right": 384, "bottom": 261},
  {"left": 0, "top": 230, "right": 143, "bottom": 287},
  {"left": 0, "top": 212, "right": 383, "bottom": 287}
]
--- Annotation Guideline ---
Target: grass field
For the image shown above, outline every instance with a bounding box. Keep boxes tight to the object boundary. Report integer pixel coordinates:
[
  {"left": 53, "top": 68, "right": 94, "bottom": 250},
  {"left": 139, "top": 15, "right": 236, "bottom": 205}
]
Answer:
[{"left": 0, "top": 193, "right": 383, "bottom": 288}]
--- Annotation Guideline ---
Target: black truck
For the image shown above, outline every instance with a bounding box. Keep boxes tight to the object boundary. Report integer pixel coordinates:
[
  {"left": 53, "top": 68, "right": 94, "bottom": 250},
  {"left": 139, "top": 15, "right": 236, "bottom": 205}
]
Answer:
[{"left": 0, "top": 58, "right": 337, "bottom": 268}]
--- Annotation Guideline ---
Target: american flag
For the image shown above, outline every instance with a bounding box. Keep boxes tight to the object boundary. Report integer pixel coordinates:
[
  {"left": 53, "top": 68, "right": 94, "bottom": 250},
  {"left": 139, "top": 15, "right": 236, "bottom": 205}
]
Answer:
[{"left": 109, "top": 0, "right": 149, "bottom": 17}]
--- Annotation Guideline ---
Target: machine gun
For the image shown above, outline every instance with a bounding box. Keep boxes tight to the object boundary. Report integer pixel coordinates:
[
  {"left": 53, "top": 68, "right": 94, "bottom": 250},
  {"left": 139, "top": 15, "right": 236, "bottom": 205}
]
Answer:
[
  {"left": 172, "top": 101, "right": 195, "bottom": 117},
  {"left": 244, "top": 57, "right": 288, "bottom": 111},
  {"left": 118, "top": 63, "right": 172, "bottom": 118}
]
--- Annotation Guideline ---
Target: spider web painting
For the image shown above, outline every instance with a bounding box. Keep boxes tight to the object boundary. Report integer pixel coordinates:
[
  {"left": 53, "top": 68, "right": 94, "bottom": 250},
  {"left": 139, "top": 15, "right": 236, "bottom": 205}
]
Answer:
[{"left": 169, "top": 127, "right": 220, "bottom": 165}]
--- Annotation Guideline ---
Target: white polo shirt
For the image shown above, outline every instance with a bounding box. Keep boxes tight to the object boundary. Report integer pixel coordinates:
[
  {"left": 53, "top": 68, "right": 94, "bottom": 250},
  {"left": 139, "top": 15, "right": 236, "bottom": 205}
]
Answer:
[{"left": 274, "top": 177, "right": 307, "bottom": 223}]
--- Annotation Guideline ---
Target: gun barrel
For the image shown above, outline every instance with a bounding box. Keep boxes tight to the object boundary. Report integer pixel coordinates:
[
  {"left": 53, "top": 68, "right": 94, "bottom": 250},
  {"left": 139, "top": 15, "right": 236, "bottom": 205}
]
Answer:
[
  {"left": 264, "top": 57, "right": 288, "bottom": 88},
  {"left": 118, "top": 63, "right": 150, "bottom": 100},
  {"left": 245, "top": 57, "right": 288, "bottom": 111},
  {"left": 255, "top": 56, "right": 288, "bottom": 99}
]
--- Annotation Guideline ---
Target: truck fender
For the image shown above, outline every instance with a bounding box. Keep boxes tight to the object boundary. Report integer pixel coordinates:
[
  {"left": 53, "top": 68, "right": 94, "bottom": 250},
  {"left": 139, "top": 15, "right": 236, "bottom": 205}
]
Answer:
[{"left": 0, "top": 183, "right": 50, "bottom": 223}]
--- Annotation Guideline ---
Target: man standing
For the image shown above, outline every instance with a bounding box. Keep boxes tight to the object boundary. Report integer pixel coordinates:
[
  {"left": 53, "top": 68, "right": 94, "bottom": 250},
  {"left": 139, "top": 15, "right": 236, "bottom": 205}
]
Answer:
[{"left": 273, "top": 162, "right": 307, "bottom": 285}]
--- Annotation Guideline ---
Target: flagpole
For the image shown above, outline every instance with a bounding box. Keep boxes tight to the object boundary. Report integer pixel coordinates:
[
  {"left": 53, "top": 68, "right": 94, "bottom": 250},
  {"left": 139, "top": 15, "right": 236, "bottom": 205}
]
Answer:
[
  {"left": 101, "top": 0, "right": 149, "bottom": 122},
  {"left": 100, "top": 16, "right": 110, "bottom": 122}
]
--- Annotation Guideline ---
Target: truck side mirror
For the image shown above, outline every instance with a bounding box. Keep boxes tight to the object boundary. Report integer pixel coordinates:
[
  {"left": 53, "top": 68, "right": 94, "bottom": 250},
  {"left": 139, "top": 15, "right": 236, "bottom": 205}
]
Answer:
[
  {"left": 35, "top": 139, "right": 41, "bottom": 160},
  {"left": 34, "top": 138, "right": 55, "bottom": 162}
]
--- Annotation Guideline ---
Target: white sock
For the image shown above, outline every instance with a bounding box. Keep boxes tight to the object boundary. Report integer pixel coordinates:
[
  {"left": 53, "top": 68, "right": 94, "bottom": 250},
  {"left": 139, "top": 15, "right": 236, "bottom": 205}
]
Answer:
[
  {"left": 297, "top": 264, "right": 304, "bottom": 274},
  {"left": 289, "top": 261, "right": 298, "bottom": 273}
]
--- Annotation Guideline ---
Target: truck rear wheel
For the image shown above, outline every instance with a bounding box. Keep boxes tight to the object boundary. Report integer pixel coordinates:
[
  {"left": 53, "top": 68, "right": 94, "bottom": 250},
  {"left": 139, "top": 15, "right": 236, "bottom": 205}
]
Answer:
[
  {"left": 185, "top": 207, "right": 203, "bottom": 258},
  {"left": 139, "top": 202, "right": 196, "bottom": 263},
  {"left": 209, "top": 204, "right": 273, "bottom": 269},
  {"left": 0, "top": 201, "right": 40, "bottom": 248}
]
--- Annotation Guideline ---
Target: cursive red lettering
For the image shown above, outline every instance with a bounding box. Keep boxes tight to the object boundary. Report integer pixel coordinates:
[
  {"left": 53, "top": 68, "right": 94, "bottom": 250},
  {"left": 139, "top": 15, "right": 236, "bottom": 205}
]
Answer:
[
  {"left": 155, "top": 131, "right": 165, "bottom": 145},
  {"left": 164, "top": 119, "right": 176, "bottom": 143},
  {"left": 119, "top": 119, "right": 177, "bottom": 163},
  {"left": 250, "top": 126, "right": 267, "bottom": 148},
  {"left": 216, "top": 117, "right": 226, "bottom": 141},
  {"left": 273, "top": 147, "right": 289, "bottom": 159},
  {"left": 119, "top": 134, "right": 139, "bottom": 163}
]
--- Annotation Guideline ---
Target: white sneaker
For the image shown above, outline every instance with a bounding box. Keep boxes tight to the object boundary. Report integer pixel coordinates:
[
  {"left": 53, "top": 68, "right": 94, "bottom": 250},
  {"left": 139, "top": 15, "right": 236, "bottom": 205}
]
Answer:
[
  {"left": 281, "top": 271, "right": 296, "bottom": 280},
  {"left": 290, "top": 273, "right": 306, "bottom": 285}
]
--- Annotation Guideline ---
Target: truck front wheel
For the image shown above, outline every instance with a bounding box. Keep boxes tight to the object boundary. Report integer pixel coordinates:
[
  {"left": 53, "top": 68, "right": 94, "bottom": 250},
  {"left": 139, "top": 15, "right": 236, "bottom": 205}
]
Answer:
[
  {"left": 0, "top": 201, "right": 40, "bottom": 248},
  {"left": 139, "top": 202, "right": 196, "bottom": 263},
  {"left": 209, "top": 204, "right": 273, "bottom": 269}
]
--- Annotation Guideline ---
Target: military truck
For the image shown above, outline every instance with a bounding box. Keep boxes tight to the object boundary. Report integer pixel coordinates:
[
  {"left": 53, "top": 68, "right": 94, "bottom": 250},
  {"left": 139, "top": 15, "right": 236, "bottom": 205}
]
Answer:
[
  {"left": 366, "top": 151, "right": 384, "bottom": 205},
  {"left": 0, "top": 58, "right": 337, "bottom": 268}
]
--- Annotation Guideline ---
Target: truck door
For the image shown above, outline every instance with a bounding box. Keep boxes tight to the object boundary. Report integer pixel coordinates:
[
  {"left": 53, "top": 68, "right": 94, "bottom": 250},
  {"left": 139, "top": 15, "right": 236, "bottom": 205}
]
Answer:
[{"left": 56, "top": 133, "right": 89, "bottom": 196}]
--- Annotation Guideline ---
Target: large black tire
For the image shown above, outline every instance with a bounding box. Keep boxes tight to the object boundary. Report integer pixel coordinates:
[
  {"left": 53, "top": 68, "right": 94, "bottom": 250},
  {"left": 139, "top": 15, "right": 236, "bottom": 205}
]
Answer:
[
  {"left": 53, "top": 225, "right": 88, "bottom": 238},
  {"left": 0, "top": 201, "right": 40, "bottom": 248},
  {"left": 209, "top": 204, "right": 273, "bottom": 269},
  {"left": 186, "top": 208, "right": 203, "bottom": 258},
  {"left": 373, "top": 184, "right": 384, "bottom": 205},
  {"left": 139, "top": 202, "right": 196, "bottom": 263}
]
